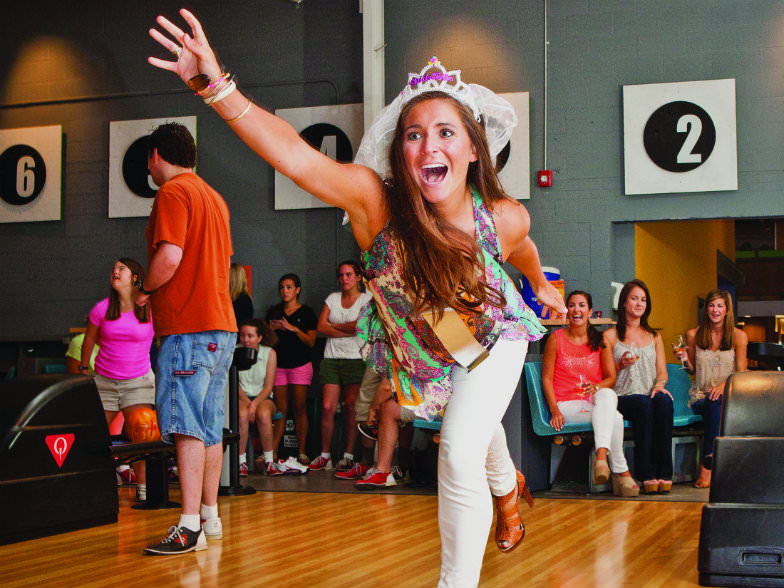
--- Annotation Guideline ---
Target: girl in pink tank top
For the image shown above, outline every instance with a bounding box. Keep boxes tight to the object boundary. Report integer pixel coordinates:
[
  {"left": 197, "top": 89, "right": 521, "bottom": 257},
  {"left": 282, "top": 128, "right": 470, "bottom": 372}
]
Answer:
[{"left": 542, "top": 291, "right": 639, "bottom": 497}]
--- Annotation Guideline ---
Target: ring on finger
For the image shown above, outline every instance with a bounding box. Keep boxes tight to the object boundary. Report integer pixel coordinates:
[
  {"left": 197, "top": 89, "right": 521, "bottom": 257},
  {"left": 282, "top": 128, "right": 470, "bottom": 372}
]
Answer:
[{"left": 171, "top": 45, "right": 182, "bottom": 58}]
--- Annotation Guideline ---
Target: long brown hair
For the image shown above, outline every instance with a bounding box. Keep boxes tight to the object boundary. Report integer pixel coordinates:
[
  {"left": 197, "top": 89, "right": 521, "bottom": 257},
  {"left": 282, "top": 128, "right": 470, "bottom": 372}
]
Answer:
[
  {"left": 566, "top": 290, "right": 604, "bottom": 351},
  {"left": 106, "top": 257, "right": 150, "bottom": 323},
  {"left": 386, "top": 92, "right": 512, "bottom": 316},
  {"left": 696, "top": 289, "right": 735, "bottom": 350},
  {"left": 615, "top": 279, "right": 656, "bottom": 341}
]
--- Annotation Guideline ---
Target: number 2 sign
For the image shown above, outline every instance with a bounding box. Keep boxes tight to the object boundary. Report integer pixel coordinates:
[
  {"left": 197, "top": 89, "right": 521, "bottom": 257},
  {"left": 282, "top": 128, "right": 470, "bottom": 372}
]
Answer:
[
  {"left": 0, "top": 125, "right": 62, "bottom": 223},
  {"left": 623, "top": 79, "right": 737, "bottom": 195}
]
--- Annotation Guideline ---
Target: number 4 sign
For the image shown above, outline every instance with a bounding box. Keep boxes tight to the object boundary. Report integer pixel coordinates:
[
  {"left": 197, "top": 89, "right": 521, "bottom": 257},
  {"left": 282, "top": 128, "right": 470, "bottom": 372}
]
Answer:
[
  {"left": 622, "top": 79, "right": 737, "bottom": 195},
  {"left": 0, "top": 125, "right": 62, "bottom": 223}
]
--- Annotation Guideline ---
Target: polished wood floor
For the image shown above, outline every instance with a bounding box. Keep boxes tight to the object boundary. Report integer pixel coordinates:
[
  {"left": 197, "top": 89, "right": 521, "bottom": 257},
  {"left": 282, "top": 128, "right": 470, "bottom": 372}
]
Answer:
[{"left": 1, "top": 485, "right": 708, "bottom": 588}]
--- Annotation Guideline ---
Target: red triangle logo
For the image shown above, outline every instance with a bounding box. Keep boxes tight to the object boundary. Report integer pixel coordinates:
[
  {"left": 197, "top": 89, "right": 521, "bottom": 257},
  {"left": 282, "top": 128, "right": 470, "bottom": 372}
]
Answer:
[{"left": 45, "top": 434, "right": 75, "bottom": 468}]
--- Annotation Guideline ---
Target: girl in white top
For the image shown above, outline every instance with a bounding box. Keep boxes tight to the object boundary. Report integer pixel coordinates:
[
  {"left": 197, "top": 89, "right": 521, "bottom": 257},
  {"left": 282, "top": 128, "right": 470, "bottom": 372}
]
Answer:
[
  {"left": 237, "top": 319, "right": 279, "bottom": 476},
  {"left": 310, "top": 261, "right": 372, "bottom": 471}
]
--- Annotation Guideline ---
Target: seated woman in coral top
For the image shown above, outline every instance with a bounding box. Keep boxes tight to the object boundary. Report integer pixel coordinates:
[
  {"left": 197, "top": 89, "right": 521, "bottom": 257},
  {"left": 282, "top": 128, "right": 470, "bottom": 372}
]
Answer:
[{"left": 542, "top": 290, "right": 639, "bottom": 497}]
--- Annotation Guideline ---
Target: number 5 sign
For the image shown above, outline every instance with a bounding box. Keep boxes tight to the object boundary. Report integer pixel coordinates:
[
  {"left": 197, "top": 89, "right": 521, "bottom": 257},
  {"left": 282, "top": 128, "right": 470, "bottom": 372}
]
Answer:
[
  {"left": 623, "top": 79, "right": 737, "bottom": 195},
  {"left": 0, "top": 125, "right": 62, "bottom": 223}
]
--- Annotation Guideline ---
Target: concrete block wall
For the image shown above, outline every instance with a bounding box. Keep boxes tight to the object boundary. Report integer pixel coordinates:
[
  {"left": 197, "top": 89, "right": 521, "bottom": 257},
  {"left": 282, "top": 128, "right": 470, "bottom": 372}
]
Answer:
[{"left": 2, "top": 0, "right": 784, "bottom": 340}]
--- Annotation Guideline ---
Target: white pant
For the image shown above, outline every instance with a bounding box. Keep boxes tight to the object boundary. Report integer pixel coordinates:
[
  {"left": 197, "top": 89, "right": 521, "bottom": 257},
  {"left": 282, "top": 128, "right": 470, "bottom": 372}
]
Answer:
[
  {"left": 557, "top": 388, "right": 628, "bottom": 473},
  {"left": 437, "top": 339, "right": 527, "bottom": 588}
]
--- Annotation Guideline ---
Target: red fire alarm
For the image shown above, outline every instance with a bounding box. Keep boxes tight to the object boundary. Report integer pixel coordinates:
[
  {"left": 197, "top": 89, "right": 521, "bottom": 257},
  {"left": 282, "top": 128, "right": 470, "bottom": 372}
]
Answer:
[{"left": 537, "top": 170, "right": 553, "bottom": 187}]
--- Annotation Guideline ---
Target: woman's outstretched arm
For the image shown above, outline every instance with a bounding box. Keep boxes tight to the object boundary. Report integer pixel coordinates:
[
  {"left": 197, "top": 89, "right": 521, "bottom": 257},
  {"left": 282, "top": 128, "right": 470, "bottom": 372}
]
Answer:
[{"left": 148, "top": 9, "right": 385, "bottom": 248}]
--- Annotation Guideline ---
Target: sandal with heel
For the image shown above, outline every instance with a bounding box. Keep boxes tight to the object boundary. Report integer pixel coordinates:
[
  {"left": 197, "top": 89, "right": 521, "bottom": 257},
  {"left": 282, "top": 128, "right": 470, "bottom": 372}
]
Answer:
[
  {"left": 593, "top": 458, "right": 610, "bottom": 486},
  {"left": 612, "top": 473, "right": 640, "bottom": 497},
  {"left": 494, "top": 470, "right": 534, "bottom": 553},
  {"left": 642, "top": 479, "right": 660, "bottom": 494}
]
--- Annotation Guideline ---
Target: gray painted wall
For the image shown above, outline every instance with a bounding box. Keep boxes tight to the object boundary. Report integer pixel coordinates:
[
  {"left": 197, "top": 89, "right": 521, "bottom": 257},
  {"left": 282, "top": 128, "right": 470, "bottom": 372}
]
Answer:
[
  {"left": 389, "top": 0, "right": 784, "bottom": 311},
  {"left": 2, "top": 1, "right": 783, "bottom": 343},
  {"left": 0, "top": 1, "right": 362, "bottom": 341}
]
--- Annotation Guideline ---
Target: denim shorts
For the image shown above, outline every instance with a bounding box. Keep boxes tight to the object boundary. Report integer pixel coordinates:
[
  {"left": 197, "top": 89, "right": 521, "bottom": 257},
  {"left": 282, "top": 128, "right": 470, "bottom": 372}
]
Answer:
[{"left": 156, "top": 330, "right": 237, "bottom": 446}]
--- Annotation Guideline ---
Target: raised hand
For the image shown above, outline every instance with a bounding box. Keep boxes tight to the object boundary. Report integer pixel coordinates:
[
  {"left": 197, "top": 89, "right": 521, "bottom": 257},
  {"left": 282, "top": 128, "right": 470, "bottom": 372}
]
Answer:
[
  {"left": 148, "top": 9, "right": 221, "bottom": 84},
  {"left": 533, "top": 281, "right": 567, "bottom": 320}
]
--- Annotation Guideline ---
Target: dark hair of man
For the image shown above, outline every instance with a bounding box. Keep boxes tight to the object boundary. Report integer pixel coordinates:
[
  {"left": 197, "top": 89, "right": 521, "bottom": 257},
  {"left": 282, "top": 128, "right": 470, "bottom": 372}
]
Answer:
[
  {"left": 615, "top": 279, "right": 656, "bottom": 342},
  {"left": 566, "top": 290, "right": 604, "bottom": 351},
  {"left": 147, "top": 122, "right": 196, "bottom": 168},
  {"left": 105, "top": 257, "right": 150, "bottom": 323}
]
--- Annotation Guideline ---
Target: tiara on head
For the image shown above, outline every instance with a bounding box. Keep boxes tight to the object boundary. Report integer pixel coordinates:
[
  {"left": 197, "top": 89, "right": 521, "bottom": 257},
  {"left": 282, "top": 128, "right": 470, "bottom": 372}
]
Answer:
[
  {"left": 399, "top": 57, "right": 480, "bottom": 121},
  {"left": 353, "top": 55, "right": 517, "bottom": 180}
]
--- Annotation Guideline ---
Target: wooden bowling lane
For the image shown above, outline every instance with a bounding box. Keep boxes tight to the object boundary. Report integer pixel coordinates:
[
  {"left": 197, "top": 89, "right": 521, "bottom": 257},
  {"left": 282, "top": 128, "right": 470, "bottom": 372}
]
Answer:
[{"left": 0, "top": 487, "right": 707, "bottom": 588}]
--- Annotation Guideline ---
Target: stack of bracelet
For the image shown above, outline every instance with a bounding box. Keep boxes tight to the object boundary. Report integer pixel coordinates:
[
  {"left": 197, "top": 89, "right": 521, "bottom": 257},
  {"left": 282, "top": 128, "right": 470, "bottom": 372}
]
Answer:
[{"left": 187, "top": 72, "right": 252, "bottom": 123}]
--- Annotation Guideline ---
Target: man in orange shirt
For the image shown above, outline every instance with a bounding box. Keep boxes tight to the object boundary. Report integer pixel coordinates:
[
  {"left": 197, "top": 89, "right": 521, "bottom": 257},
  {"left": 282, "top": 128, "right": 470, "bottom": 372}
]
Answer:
[{"left": 136, "top": 122, "right": 237, "bottom": 555}]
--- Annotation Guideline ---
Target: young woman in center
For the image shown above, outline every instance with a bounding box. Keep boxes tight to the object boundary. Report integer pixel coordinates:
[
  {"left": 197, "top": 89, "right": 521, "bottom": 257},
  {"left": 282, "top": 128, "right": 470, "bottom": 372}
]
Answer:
[
  {"left": 149, "top": 11, "right": 566, "bottom": 586},
  {"left": 541, "top": 290, "right": 639, "bottom": 497},
  {"left": 605, "top": 279, "right": 673, "bottom": 494}
]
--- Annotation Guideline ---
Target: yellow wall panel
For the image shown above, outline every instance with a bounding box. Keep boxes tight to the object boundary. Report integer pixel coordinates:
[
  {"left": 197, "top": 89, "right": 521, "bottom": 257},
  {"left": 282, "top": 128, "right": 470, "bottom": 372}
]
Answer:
[{"left": 634, "top": 220, "right": 734, "bottom": 361}]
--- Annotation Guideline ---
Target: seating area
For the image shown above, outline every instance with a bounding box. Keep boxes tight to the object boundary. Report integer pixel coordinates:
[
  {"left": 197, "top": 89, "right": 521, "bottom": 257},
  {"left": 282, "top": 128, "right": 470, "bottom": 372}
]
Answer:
[
  {"left": 523, "top": 361, "right": 704, "bottom": 493},
  {"left": 524, "top": 362, "right": 702, "bottom": 436}
]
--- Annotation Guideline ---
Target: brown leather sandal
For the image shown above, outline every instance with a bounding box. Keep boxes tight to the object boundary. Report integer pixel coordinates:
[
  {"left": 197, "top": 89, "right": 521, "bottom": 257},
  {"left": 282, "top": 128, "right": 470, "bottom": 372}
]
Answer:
[{"left": 494, "top": 470, "right": 535, "bottom": 553}]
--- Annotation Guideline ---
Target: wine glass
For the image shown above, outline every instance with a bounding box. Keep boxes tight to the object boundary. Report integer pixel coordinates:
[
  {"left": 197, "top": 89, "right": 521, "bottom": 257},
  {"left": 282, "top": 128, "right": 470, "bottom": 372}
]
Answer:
[
  {"left": 626, "top": 346, "right": 640, "bottom": 365},
  {"left": 577, "top": 374, "right": 592, "bottom": 413},
  {"left": 672, "top": 334, "right": 688, "bottom": 370}
]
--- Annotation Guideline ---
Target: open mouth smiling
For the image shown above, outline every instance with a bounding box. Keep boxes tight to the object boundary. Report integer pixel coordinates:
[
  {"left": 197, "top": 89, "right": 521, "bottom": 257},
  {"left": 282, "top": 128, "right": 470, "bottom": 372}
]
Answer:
[{"left": 420, "top": 163, "right": 448, "bottom": 184}]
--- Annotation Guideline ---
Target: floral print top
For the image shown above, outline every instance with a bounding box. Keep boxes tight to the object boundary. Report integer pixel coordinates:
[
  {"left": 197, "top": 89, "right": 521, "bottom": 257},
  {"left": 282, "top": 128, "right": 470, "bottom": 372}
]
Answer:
[{"left": 357, "top": 186, "right": 546, "bottom": 420}]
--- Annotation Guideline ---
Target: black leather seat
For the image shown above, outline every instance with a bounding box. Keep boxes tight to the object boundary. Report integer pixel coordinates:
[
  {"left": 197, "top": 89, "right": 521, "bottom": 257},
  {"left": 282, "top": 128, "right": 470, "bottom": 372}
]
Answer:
[{"left": 699, "top": 371, "right": 784, "bottom": 587}]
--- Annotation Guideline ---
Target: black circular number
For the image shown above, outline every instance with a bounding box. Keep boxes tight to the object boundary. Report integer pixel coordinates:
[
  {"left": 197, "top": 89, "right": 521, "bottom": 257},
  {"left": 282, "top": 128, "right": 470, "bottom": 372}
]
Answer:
[
  {"left": 643, "top": 101, "right": 716, "bottom": 172},
  {"left": 0, "top": 144, "right": 47, "bottom": 205},
  {"left": 122, "top": 136, "right": 157, "bottom": 198},
  {"left": 300, "top": 123, "right": 354, "bottom": 162}
]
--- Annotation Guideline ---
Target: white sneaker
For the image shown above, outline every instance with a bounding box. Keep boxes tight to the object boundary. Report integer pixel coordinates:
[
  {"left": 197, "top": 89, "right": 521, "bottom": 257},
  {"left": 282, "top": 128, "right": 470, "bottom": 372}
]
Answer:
[
  {"left": 201, "top": 517, "right": 223, "bottom": 540},
  {"left": 278, "top": 456, "right": 309, "bottom": 475}
]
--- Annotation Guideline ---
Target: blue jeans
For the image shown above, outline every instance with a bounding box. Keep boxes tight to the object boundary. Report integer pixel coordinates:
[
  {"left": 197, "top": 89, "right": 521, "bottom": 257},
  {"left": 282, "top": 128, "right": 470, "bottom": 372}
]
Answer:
[
  {"left": 156, "top": 330, "right": 237, "bottom": 446},
  {"left": 691, "top": 396, "right": 722, "bottom": 467},
  {"left": 617, "top": 393, "right": 673, "bottom": 480}
]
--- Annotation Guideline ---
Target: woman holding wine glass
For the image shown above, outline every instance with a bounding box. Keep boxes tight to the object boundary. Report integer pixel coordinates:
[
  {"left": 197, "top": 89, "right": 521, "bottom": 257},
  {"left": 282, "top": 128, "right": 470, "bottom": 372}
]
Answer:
[
  {"left": 542, "top": 290, "right": 639, "bottom": 496},
  {"left": 605, "top": 279, "right": 673, "bottom": 494},
  {"left": 680, "top": 289, "right": 747, "bottom": 488}
]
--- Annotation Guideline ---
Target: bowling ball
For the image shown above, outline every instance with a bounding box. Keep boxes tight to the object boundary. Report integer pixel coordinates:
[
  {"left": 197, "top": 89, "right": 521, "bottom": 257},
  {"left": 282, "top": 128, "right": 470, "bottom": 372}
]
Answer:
[{"left": 125, "top": 406, "right": 161, "bottom": 443}]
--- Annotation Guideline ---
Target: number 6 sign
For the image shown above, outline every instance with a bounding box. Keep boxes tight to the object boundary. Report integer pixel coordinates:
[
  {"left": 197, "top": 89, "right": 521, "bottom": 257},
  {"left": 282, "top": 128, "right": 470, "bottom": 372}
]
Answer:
[
  {"left": 623, "top": 79, "right": 737, "bottom": 195},
  {"left": 0, "top": 125, "right": 62, "bottom": 223}
]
